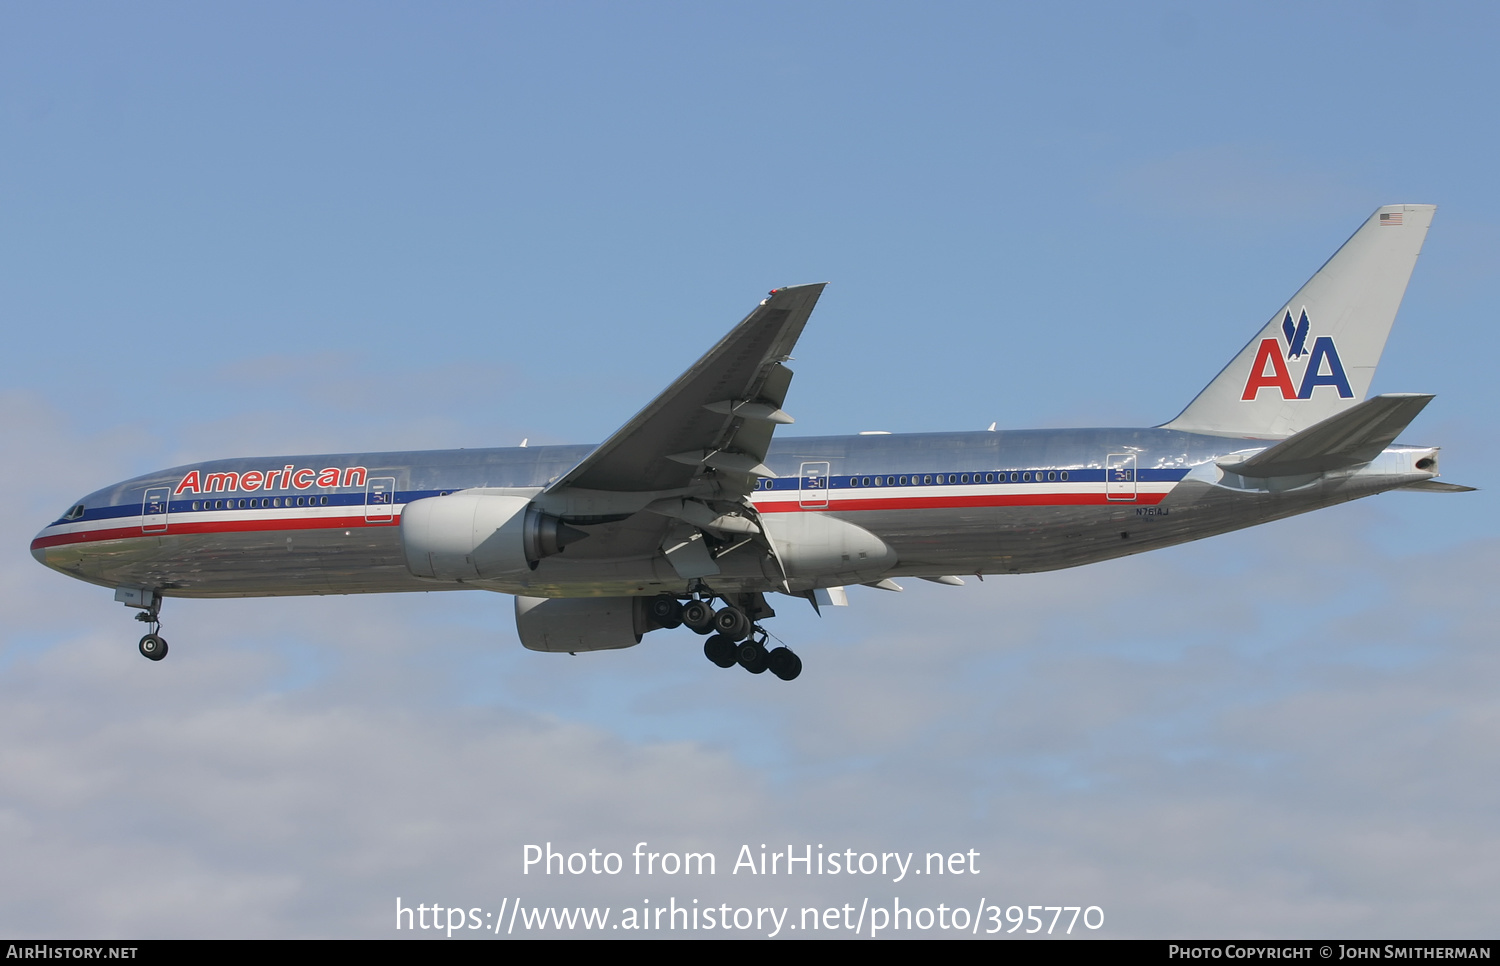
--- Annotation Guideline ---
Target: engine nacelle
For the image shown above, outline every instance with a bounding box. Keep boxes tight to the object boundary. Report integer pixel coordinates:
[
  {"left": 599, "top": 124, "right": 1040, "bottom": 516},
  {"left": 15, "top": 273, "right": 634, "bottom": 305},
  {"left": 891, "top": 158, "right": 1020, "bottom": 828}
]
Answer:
[
  {"left": 401, "top": 493, "right": 581, "bottom": 580},
  {"left": 514, "top": 595, "right": 646, "bottom": 652}
]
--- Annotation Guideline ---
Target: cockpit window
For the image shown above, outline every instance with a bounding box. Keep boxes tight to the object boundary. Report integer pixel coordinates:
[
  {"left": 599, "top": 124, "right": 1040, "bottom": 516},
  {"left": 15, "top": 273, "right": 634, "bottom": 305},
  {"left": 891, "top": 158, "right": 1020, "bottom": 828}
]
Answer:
[{"left": 64, "top": 504, "right": 85, "bottom": 521}]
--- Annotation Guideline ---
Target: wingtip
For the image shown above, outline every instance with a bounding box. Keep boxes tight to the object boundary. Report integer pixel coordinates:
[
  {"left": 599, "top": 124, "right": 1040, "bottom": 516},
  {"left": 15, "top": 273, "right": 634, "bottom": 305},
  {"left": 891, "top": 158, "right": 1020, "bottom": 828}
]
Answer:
[{"left": 767, "top": 282, "right": 829, "bottom": 296}]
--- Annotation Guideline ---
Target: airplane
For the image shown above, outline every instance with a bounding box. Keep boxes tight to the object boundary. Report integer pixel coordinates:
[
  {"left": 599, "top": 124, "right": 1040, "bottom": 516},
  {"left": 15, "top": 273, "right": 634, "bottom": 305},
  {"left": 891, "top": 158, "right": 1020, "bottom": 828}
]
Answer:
[{"left": 31, "top": 204, "right": 1470, "bottom": 681}]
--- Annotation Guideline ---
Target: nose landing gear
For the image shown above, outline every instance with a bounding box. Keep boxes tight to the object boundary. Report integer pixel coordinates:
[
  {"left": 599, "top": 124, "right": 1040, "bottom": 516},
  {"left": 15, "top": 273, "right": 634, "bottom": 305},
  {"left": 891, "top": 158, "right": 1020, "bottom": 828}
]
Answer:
[{"left": 118, "top": 589, "right": 169, "bottom": 662}]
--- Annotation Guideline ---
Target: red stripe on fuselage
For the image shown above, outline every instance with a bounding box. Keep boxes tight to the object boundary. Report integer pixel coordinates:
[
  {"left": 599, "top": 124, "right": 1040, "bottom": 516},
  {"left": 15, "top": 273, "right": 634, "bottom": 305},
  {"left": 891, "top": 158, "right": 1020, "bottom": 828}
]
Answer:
[
  {"left": 33, "top": 491, "right": 1169, "bottom": 552},
  {"left": 753, "top": 492, "right": 1168, "bottom": 512},
  {"left": 30, "top": 514, "right": 399, "bottom": 551}
]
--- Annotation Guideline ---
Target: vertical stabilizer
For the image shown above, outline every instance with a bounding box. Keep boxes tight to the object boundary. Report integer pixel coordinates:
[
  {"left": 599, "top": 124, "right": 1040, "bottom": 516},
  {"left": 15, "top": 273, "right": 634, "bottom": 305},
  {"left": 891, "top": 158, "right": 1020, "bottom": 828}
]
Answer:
[{"left": 1163, "top": 204, "right": 1435, "bottom": 438}]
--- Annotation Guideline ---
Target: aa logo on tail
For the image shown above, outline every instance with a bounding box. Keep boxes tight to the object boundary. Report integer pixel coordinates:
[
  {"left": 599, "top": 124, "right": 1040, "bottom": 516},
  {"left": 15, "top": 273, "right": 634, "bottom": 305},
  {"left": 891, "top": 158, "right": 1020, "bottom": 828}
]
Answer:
[{"left": 1240, "top": 308, "right": 1353, "bottom": 401}]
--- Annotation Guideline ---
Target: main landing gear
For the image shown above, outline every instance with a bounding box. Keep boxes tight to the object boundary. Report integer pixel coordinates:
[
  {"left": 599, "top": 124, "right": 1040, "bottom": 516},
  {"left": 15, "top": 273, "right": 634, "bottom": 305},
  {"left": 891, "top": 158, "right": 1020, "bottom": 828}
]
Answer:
[
  {"left": 649, "top": 593, "right": 802, "bottom": 681},
  {"left": 131, "top": 595, "right": 168, "bottom": 662}
]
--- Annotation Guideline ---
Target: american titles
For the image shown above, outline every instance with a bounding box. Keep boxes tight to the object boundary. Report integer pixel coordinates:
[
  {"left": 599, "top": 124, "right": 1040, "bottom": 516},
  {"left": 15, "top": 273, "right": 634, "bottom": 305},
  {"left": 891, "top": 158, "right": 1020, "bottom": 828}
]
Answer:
[{"left": 174, "top": 465, "right": 369, "bottom": 495}]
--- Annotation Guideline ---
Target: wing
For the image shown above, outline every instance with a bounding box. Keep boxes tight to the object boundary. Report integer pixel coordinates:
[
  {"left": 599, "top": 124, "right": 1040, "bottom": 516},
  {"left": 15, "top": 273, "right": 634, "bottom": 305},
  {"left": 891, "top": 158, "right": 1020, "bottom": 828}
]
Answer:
[{"left": 547, "top": 283, "right": 826, "bottom": 496}]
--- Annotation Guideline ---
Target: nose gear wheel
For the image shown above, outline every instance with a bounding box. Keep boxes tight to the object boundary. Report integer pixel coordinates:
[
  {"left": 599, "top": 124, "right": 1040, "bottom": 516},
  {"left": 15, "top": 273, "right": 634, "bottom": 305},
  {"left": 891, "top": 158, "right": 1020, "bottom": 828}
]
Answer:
[{"left": 130, "top": 595, "right": 170, "bottom": 662}]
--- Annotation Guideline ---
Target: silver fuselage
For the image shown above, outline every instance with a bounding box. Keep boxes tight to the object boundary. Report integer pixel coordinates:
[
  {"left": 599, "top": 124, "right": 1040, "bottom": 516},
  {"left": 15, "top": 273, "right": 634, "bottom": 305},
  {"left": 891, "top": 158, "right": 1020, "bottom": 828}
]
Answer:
[{"left": 31, "top": 428, "right": 1438, "bottom": 600}]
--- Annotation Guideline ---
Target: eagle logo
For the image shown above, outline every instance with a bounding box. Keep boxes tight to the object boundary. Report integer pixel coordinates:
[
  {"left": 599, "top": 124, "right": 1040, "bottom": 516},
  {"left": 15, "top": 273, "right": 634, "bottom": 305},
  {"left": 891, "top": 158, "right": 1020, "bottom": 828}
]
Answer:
[{"left": 1280, "top": 309, "right": 1311, "bottom": 360}]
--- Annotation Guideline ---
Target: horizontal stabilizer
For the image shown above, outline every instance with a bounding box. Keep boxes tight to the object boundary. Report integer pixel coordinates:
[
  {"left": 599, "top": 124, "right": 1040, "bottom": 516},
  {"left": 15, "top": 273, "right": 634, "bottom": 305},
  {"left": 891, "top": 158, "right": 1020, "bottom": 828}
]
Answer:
[
  {"left": 1222, "top": 393, "right": 1433, "bottom": 478},
  {"left": 1400, "top": 480, "right": 1477, "bottom": 493}
]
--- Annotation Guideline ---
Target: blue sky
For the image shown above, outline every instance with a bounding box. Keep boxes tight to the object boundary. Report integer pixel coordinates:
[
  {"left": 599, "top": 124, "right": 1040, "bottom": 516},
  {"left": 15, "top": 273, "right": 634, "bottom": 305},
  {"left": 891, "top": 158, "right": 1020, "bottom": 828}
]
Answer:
[{"left": 2, "top": 2, "right": 1497, "bottom": 938}]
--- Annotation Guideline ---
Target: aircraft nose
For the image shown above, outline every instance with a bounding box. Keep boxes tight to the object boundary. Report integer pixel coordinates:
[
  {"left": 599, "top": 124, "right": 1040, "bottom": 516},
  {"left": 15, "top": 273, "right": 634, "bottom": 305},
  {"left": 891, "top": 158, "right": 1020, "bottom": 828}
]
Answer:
[
  {"left": 32, "top": 501, "right": 83, "bottom": 569},
  {"left": 31, "top": 527, "right": 55, "bottom": 568}
]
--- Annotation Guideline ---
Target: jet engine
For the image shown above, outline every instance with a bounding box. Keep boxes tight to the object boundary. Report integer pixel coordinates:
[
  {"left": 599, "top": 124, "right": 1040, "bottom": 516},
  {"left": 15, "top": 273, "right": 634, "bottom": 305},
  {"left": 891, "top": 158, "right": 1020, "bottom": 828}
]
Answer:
[
  {"left": 400, "top": 492, "right": 585, "bottom": 580},
  {"left": 514, "top": 595, "right": 647, "bottom": 652}
]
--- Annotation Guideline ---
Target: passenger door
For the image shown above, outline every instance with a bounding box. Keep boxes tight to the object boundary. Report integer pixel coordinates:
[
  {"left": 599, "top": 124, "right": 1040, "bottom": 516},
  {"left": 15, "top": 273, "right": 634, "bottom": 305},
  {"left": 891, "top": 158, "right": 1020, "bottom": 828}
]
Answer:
[
  {"left": 141, "top": 486, "right": 170, "bottom": 533},
  {"left": 365, "top": 477, "right": 397, "bottom": 522},
  {"left": 799, "top": 461, "right": 831, "bottom": 508}
]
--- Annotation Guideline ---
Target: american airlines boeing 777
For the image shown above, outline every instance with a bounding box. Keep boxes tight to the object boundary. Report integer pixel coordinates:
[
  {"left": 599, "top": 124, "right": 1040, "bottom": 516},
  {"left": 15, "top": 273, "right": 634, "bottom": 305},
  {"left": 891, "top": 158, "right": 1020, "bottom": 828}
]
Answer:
[{"left": 33, "top": 205, "right": 1468, "bottom": 681}]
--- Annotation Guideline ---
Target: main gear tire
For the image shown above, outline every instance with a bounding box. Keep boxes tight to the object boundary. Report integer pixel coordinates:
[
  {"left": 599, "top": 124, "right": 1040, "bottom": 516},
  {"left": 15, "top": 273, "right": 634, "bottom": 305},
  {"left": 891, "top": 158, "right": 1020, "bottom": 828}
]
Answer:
[
  {"left": 712, "top": 606, "right": 751, "bottom": 641},
  {"left": 736, "top": 639, "right": 769, "bottom": 674},
  {"left": 681, "top": 600, "right": 716, "bottom": 635},
  {"left": 703, "top": 634, "right": 737, "bottom": 668},
  {"left": 767, "top": 646, "right": 802, "bottom": 681},
  {"left": 649, "top": 594, "right": 683, "bottom": 629}
]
